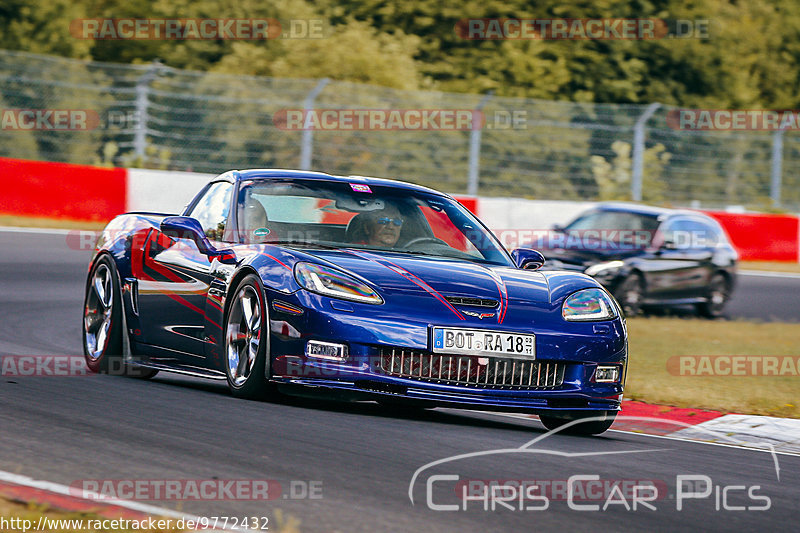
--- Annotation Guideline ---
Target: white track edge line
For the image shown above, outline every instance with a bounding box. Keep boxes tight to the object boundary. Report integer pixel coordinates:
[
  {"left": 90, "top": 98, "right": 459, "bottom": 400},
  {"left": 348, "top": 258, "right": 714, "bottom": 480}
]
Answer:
[
  {"left": 740, "top": 269, "right": 800, "bottom": 279},
  {"left": 471, "top": 410, "right": 800, "bottom": 457},
  {"left": 0, "top": 470, "right": 236, "bottom": 531},
  {"left": 0, "top": 226, "right": 76, "bottom": 235}
]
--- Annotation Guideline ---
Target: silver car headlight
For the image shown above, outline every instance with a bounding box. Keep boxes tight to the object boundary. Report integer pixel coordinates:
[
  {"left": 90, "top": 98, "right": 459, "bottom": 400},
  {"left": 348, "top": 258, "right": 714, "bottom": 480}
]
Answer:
[
  {"left": 294, "top": 262, "right": 383, "bottom": 304},
  {"left": 562, "top": 288, "right": 618, "bottom": 321},
  {"left": 584, "top": 260, "right": 625, "bottom": 277}
]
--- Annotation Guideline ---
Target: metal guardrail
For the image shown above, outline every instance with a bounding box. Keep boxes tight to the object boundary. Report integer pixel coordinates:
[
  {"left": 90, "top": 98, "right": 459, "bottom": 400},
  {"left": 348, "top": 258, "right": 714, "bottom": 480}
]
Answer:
[{"left": 1, "top": 49, "right": 798, "bottom": 211}]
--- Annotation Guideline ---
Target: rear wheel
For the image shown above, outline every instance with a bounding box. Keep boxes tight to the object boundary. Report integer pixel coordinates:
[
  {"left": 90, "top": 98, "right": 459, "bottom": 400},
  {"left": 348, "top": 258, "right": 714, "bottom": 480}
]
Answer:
[
  {"left": 696, "top": 273, "right": 730, "bottom": 318},
  {"left": 614, "top": 274, "right": 644, "bottom": 317},
  {"left": 224, "top": 275, "right": 273, "bottom": 399},
  {"left": 82, "top": 257, "right": 157, "bottom": 378},
  {"left": 538, "top": 411, "right": 617, "bottom": 436}
]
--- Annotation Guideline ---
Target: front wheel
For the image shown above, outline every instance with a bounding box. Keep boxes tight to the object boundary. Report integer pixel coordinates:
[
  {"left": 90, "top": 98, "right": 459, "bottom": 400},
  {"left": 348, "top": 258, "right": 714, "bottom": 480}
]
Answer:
[
  {"left": 82, "top": 256, "right": 157, "bottom": 378},
  {"left": 614, "top": 274, "right": 644, "bottom": 317},
  {"left": 224, "top": 275, "right": 273, "bottom": 399},
  {"left": 83, "top": 258, "right": 122, "bottom": 374},
  {"left": 696, "top": 273, "right": 730, "bottom": 318},
  {"left": 538, "top": 411, "right": 617, "bottom": 436}
]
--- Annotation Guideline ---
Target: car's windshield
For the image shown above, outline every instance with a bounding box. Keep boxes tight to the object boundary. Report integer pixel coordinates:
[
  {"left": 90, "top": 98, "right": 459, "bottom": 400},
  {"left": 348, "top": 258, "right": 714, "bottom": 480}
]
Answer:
[
  {"left": 236, "top": 178, "right": 513, "bottom": 266},
  {"left": 563, "top": 209, "right": 661, "bottom": 246}
]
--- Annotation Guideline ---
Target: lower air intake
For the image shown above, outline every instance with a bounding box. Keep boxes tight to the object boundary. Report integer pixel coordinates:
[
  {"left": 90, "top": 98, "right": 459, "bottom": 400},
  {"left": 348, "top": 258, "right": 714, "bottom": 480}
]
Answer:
[{"left": 377, "top": 348, "right": 565, "bottom": 390}]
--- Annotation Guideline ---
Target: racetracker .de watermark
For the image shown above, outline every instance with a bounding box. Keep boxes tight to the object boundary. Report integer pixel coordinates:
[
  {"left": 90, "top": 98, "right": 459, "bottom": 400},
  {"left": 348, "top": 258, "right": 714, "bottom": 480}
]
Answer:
[
  {"left": 667, "top": 109, "right": 800, "bottom": 131},
  {"left": 491, "top": 228, "right": 656, "bottom": 251},
  {"left": 1, "top": 109, "right": 143, "bottom": 131},
  {"left": 667, "top": 355, "right": 800, "bottom": 376},
  {"left": 1, "top": 355, "right": 91, "bottom": 377},
  {"left": 70, "top": 18, "right": 325, "bottom": 40},
  {"left": 1, "top": 109, "right": 99, "bottom": 131},
  {"left": 455, "top": 18, "right": 710, "bottom": 40},
  {"left": 68, "top": 479, "right": 322, "bottom": 501},
  {"left": 63, "top": 228, "right": 717, "bottom": 252},
  {"left": 273, "top": 109, "right": 484, "bottom": 131},
  {"left": 1, "top": 355, "right": 157, "bottom": 377}
]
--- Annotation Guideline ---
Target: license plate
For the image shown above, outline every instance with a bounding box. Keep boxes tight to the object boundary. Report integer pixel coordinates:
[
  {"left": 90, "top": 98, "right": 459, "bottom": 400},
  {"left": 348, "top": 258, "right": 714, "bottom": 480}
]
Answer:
[{"left": 431, "top": 327, "right": 535, "bottom": 358}]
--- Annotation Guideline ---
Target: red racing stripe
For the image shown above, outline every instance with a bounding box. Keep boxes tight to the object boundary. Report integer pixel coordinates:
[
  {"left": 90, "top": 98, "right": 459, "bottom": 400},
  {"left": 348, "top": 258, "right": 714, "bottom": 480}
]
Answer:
[{"left": 346, "top": 250, "right": 465, "bottom": 320}]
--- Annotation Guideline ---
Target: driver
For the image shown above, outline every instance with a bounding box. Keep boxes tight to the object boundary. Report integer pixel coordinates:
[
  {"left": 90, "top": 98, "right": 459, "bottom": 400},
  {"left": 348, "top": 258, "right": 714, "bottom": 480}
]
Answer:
[{"left": 363, "top": 206, "right": 404, "bottom": 247}]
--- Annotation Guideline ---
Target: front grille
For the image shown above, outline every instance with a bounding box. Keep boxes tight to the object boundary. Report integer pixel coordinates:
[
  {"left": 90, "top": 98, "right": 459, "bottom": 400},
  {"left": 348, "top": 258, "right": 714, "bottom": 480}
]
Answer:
[
  {"left": 377, "top": 348, "right": 565, "bottom": 390},
  {"left": 444, "top": 296, "right": 499, "bottom": 308}
]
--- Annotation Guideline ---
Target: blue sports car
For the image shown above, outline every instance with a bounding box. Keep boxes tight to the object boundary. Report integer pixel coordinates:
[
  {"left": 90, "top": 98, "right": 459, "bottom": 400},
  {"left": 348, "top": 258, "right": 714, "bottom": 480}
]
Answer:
[{"left": 83, "top": 170, "right": 627, "bottom": 435}]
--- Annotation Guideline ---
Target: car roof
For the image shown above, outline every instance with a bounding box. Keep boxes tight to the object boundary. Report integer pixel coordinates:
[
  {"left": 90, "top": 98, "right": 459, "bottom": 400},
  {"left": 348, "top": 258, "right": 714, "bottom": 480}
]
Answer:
[
  {"left": 592, "top": 202, "right": 711, "bottom": 220},
  {"left": 229, "top": 169, "right": 450, "bottom": 197}
]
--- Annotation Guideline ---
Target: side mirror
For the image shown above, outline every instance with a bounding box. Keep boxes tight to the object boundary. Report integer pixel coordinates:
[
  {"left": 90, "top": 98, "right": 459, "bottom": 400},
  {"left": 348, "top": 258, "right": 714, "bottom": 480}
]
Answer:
[
  {"left": 160, "top": 216, "right": 235, "bottom": 262},
  {"left": 511, "top": 248, "right": 546, "bottom": 270},
  {"left": 660, "top": 237, "right": 678, "bottom": 251}
]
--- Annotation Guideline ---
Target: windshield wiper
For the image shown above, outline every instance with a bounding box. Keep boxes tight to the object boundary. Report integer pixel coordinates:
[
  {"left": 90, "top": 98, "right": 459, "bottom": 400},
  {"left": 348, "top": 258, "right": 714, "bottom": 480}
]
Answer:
[
  {"left": 343, "top": 244, "right": 433, "bottom": 255},
  {"left": 266, "top": 240, "right": 340, "bottom": 250}
]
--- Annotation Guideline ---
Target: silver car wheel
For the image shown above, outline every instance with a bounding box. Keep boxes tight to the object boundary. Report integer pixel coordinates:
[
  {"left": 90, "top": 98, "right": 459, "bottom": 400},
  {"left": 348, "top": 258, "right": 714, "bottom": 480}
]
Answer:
[
  {"left": 84, "top": 263, "right": 114, "bottom": 361},
  {"left": 226, "top": 285, "right": 262, "bottom": 387}
]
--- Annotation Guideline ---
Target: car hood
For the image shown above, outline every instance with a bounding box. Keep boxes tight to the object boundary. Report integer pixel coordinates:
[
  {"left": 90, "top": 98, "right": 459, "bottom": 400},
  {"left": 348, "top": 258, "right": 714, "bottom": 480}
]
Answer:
[{"left": 299, "top": 249, "right": 553, "bottom": 304}]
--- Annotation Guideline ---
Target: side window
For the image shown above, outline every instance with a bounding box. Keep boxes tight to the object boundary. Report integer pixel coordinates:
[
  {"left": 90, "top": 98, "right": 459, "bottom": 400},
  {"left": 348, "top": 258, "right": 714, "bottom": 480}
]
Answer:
[
  {"left": 661, "top": 218, "right": 717, "bottom": 249},
  {"left": 659, "top": 218, "right": 688, "bottom": 248},
  {"left": 188, "top": 181, "right": 233, "bottom": 241},
  {"left": 698, "top": 220, "right": 722, "bottom": 246},
  {"left": 686, "top": 220, "right": 720, "bottom": 247}
]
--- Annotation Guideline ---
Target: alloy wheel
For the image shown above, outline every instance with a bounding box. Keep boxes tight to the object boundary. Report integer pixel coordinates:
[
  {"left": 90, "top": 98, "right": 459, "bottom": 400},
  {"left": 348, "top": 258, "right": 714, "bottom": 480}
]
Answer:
[
  {"left": 84, "top": 263, "right": 114, "bottom": 360},
  {"left": 226, "top": 285, "right": 262, "bottom": 387}
]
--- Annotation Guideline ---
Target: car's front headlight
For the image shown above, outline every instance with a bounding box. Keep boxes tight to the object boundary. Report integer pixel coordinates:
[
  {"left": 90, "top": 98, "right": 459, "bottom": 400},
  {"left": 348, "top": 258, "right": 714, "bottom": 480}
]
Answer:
[
  {"left": 584, "top": 260, "right": 625, "bottom": 277},
  {"left": 294, "top": 262, "right": 383, "bottom": 304},
  {"left": 562, "top": 288, "right": 618, "bottom": 321}
]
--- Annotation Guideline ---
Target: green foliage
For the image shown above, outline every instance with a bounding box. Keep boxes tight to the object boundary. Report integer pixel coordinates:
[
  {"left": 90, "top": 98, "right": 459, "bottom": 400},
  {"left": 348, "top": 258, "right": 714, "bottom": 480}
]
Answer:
[
  {"left": 3, "top": 0, "right": 800, "bottom": 206},
  {"left": 0, "top": 0, "right": 94, "bottom": 58},
  {"left": 3, "top": 0, "right": 800, "bottom": 107},
  {"left": 591, "top": 141, "right": 670, "bottom": 201},
  {"left": 212, "top": 19, "right": 422, "bottom": 89},
  {"left": 120, "top": 144, "right": 173, "bottom": 170},
  {"left": 92, "top": 141, "right": 118, "bottom": 166}
]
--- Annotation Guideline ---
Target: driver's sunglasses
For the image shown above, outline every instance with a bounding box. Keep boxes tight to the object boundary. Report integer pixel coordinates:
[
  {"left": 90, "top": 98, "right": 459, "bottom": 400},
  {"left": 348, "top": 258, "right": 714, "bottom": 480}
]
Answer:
[{"left": 377, "top": 217, "right": 404, "bottom": 227}]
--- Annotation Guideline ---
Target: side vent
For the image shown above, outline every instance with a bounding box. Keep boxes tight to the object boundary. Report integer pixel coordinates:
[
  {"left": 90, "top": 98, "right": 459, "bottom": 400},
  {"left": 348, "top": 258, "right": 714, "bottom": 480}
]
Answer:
[
  {"left": 444, "top": 296, "right": 499, "bottom": 308},
  {"left": 124, "top": 278, "right": 139, "bottom": 315}
]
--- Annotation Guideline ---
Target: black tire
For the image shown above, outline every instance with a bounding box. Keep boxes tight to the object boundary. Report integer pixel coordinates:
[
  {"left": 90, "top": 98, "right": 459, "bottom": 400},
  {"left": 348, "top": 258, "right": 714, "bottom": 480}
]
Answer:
[
  {"left": 83, "top": 256, "right": 122, "bottom": 374},
  {"left": 538, "top": 411, "right": 617, "bottom": 436},
  {"left": 82, "top": 256, "right": 158, "bottom": 379},
  {"left": 614, "top": 274, "right": 644, "bottom": 317},
  {"left": 224, "top": 274, "right": 273, "bottom": 399},
  {"left": 696, "top": 273, "right": 730, "bottom": 318}
]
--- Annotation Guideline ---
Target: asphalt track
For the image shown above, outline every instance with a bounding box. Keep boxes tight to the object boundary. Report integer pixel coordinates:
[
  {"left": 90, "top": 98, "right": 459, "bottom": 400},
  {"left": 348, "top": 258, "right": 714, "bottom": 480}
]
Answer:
[{"left": 1, "top": 228, "right": 799, "bottom": 532}]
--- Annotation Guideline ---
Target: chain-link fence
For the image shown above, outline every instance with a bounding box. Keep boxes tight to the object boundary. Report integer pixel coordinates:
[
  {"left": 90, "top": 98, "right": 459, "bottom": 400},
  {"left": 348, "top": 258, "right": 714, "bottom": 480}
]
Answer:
[{"left": 1, "top": 49, "right": 798, "bottom": 211}]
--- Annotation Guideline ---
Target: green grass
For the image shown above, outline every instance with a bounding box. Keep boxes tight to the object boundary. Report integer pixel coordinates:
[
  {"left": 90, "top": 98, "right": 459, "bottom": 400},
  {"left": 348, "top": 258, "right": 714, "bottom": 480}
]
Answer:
[
  {"left": 0, "top": 214, "right": 108, "bottom": 230},
  {"left": 626, "top": 317, "right": 800, "bottom": 418},
  {"left": 740, "top": 260, "right": 800, "bottom": 273}
]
